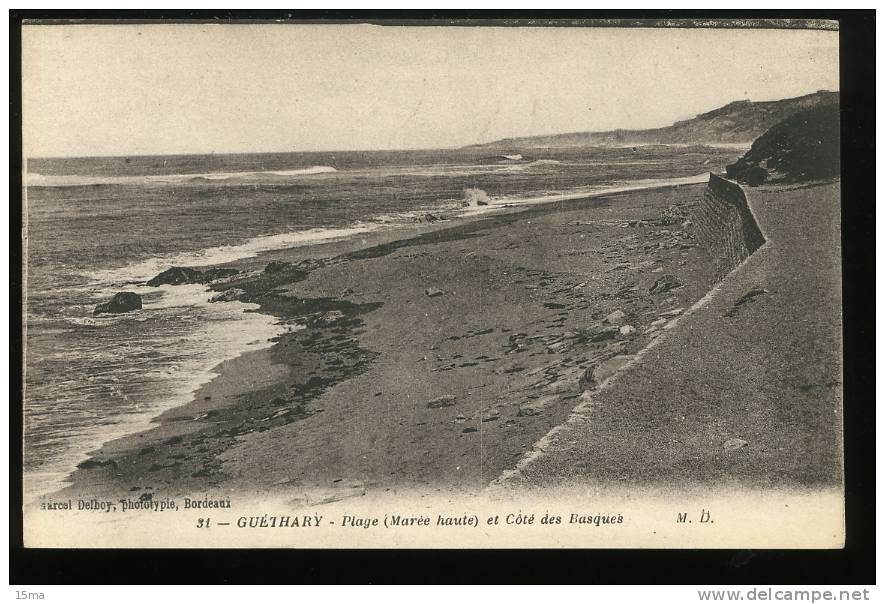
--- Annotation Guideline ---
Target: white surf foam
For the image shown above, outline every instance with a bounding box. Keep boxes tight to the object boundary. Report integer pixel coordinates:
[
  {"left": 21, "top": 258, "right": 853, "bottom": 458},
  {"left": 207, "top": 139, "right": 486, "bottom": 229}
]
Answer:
[
  {"left": 25, "top": 165, "right": 338, "bottom": 188},
  {"left": 27, "top": 224, "right": 343, "bottom": 500},
  {"left": 188, "top": 166, "right": 338, "bottom": 181},
  {"left": 457, "top": 172, "right": 711, "bottom": 217},
  {"left": 24, "top": 287, "right": 284, "bottom": 503},
  {"left": 88, "top": 223, "right": 383, "bottom": 286}
]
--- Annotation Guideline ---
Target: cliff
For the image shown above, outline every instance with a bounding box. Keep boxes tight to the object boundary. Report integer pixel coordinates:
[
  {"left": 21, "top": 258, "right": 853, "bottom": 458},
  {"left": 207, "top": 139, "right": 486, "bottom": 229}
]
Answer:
[
  {"left": 470, "top": 90, "right": 838, "bottom": 148},
  {"left": 725, "top": 103, "right": 840, "bottom": 185}
]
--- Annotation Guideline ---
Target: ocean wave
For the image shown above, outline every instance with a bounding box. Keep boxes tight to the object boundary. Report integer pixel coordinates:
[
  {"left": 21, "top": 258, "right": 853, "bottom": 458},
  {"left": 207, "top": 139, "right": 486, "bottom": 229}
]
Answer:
[
  {"left": 144, "top": 283, "right": 216, "bottom": 309},
  {"left": 477, "top": 159, "right": 563, "bottom": 173},
  {"left": 186, "top": 166, "right": 338, "bottom": 181},
  {"left": 81, "top": 283, "right": 262, "bottom": 318},
  {"left": 26, "top": 160, "right": 571, "bottom": 188},
  {"left": 24, "top": 279, "right": 285, "bottom": 502},
  {"left": 64, "top": 315, "right": 132, "bottom": 327},
  {"left": 457, "top": 172, "right": 711, "bottom": 217},
  {"left": 88, "top": 223, "right": 382, "bottom": 285},
  {"left": 350, "top": 162, "right": 553, "bottom": 178},
  {"left": 25, "top": 166, "right": 338, "bottom": 188}
]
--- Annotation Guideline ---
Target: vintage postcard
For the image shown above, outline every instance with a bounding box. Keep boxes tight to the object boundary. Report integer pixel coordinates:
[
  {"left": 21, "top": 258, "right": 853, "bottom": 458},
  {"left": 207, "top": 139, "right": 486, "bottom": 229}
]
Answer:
[{"left": 21, "top": 19, "right": 844, "bottom": 548}]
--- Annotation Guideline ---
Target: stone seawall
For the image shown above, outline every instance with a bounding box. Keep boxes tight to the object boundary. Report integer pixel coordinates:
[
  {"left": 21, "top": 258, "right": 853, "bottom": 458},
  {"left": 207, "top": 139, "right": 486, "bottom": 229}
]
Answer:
[
  {"left": 691, "top": 173, "right": 766, "bottom": 279},
  {"left": 496, "top": 180, "right": 843, "bottom": 493}
]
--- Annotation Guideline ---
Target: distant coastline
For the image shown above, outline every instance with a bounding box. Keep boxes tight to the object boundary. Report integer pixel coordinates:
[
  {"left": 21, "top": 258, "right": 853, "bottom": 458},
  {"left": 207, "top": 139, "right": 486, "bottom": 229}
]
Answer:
[{"left": 469, "top": 90, "right": 838, "bottom": 149}]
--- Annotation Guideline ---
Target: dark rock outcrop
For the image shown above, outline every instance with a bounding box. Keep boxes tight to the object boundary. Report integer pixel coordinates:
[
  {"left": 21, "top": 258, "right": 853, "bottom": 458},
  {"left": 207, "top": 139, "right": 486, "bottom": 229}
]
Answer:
[
  {"left": 146, "top": 266, "right": 239, "bottom": 287},
  {"left": 93, "top": 292, "right": 142, "bottom": 315},
  {"left": 726, "top": 103, "right": 840, "bottom": 184},
  {"left": 76, "top": 458, "right": 118, "bottom": 470},
  {"left": 742, "top": 166, "right": 769, "bottom": 187},
  {"left": 264, "top": 261, "right": 293, "bottom": 274},
  {"left": 202, "top": 268, "right": 240, "bottom": 282},
  {"left": 146, "top": 266, "right": 203, "bottom": 286},
  {"left": 210, "top": 288, "right": 247, "bottom": 303},
  {"left": 308, "top": 310, "right": 346, "bottom": 327}
]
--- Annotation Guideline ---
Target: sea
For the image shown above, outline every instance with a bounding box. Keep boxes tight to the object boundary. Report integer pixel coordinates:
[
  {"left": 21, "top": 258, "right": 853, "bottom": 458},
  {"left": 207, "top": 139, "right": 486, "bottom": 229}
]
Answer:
[{"left": 22, "top": 145, "right": 739, "bottom": 500}]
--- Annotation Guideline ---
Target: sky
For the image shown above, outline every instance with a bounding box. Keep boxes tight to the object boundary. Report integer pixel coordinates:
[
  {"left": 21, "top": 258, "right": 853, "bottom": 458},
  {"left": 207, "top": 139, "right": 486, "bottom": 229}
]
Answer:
[{"left": 22, "top": 23, "right": 840, "bottom": 157}]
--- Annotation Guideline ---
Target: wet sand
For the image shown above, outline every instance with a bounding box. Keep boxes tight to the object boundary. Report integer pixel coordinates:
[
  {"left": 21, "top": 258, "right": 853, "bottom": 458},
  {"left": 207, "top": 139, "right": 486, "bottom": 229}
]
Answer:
[{"left": 55, "top": 182, "right": 720, "bottom": 502}]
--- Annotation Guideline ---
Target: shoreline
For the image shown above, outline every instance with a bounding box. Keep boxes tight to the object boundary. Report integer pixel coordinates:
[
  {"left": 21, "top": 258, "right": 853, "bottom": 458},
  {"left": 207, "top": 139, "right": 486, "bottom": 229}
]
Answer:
[
  {"left": 79, "top": 172, "right": 713, "bottom": 284},
  {"left": 22, "top": 294, "right": 284, "bottom": 504},
  {"left": 42, "top": 177, "right": 723, "bottom": 504},
  {"left": 29, "top": 173, "right": 716, "bottom": 500}
]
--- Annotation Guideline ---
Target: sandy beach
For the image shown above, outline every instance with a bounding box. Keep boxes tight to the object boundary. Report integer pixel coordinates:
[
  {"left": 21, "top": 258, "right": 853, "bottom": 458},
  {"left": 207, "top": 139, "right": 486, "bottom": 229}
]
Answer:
[{"left": 54, "top": 181, "right": 722, "bottom": 502}]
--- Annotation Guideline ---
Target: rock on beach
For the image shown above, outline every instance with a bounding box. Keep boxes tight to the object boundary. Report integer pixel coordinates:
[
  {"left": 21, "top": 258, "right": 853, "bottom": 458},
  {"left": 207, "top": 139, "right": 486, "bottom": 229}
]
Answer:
[
  {"left": 93, "top": 292, "right": 142, "bottom": 315},
  {"left": 146, "top": 266, "right": 239, "bottom": 287},
  {"left": 210, "top": 288, "right": 246, "bottom": 303}
]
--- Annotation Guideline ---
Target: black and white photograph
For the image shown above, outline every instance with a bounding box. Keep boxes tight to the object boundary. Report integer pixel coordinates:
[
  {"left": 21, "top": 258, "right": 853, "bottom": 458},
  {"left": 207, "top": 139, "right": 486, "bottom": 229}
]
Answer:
[{"left": 17, "top": 17, "right": 853, "bottom": 551}]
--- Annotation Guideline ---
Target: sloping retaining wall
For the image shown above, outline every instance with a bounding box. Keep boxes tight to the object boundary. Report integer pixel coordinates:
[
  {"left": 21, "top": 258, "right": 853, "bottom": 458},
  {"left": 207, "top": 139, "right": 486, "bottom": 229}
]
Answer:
[
  {"left": 691, "top": 173, "right": 766, "bottom": 279},
  {"left": 492, "top": 173, "right": 771, "bottom": 489}
]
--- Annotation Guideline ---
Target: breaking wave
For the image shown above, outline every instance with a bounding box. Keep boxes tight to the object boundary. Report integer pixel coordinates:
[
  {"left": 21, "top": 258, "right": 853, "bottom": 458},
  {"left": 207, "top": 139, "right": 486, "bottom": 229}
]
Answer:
[
  {"left": 89, "top": 223, "right": 382, "bottom": 286},
  {"left": 25, "top": 165, "right": 338, "bottom": 188}
]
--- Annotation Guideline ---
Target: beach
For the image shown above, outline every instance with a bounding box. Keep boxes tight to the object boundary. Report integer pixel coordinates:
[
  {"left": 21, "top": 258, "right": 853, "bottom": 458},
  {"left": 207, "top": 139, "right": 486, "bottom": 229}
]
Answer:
[
  {"left": 23, "top": 147, "right": 733, "bottom": 501},
  {"left": 52, "top": 181, "right": 721, "bottom": 502}
]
